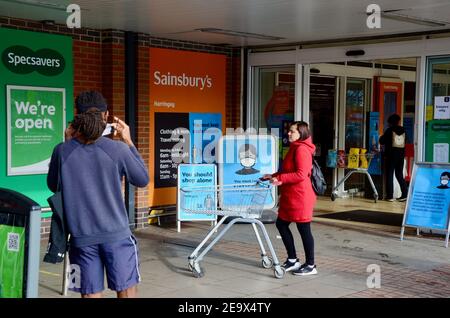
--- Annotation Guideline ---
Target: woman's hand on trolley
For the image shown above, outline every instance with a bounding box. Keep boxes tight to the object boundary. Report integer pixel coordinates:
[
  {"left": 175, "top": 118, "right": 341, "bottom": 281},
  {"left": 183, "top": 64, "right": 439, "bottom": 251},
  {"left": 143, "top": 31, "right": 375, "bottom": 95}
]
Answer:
[{"left": 260, "top": 174, "right": 282, "bottom": 186}]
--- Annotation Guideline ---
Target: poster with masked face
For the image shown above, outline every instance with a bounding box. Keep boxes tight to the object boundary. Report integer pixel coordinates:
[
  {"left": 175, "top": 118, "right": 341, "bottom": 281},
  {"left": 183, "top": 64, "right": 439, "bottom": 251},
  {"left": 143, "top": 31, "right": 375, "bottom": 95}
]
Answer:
[
  {"left": 218, "top": 135, "right": 277, "bottom": 211},
  {"left": 404, "top": 163, "right": 450, "bottom": 230}
]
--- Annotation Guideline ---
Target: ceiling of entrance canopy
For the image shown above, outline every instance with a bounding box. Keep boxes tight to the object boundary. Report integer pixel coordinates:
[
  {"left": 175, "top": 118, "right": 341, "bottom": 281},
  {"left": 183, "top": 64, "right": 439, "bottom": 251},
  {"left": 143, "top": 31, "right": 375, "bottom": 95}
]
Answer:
[{"left": 1, "top": 0, "right": 450, "bottom": 47}]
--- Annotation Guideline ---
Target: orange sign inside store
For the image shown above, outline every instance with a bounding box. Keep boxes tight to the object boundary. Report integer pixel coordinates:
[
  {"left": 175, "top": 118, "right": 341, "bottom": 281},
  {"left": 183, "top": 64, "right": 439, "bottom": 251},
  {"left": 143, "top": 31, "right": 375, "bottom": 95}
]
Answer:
[
  {"left": 373, "top": 77, "right": 404, "bottom": 133},
  {"left": 149, "top": 48, "right": 226, "bottom": 207}
]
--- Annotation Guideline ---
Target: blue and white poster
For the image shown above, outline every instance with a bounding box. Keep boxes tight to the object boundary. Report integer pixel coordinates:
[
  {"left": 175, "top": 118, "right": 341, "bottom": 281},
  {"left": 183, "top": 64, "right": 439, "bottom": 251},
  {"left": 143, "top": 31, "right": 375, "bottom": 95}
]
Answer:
[
  {"left": 403, "top": 163, "right": 450, "bottom": 230},
  {"left": 368, "top": 111, "right": 381, "bottom": 175},
  {"left": 189, "top": 113, "right": 222, "bottom": 164},
  {"left": 218, "top": 135, "right": 277, "bottom": 210},
  {"left": 177, "top": 164, "right": 217, "bottom": 225}
]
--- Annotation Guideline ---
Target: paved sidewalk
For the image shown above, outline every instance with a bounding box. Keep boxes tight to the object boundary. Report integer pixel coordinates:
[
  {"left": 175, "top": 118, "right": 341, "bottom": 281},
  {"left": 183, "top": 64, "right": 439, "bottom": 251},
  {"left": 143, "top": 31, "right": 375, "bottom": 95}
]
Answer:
[{"left": 38, "top": 215, "right": 450, "bottom": 298}]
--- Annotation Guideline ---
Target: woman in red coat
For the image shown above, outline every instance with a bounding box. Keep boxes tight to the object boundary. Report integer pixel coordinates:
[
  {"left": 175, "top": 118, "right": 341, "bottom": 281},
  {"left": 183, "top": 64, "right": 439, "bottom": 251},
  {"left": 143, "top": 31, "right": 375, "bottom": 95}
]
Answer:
[{"left": 263, "top": 121, "right": 317, "bottom": 276}]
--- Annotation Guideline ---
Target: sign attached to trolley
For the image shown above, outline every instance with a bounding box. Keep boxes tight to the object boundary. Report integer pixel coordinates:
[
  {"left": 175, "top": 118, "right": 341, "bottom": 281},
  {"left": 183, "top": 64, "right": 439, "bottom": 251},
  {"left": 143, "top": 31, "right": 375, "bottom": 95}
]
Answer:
[
  {"left": 218, "top": 134, "right": 277, "bottom": 209},
  {"left": 401, "top": 162, "right": 450, "bottom": 247},
  {"left": 177, "top": 164, "right": 217, "bottom": 231},
  {"left": 7, "top": 85, "right": 65, "bottom": 176}
]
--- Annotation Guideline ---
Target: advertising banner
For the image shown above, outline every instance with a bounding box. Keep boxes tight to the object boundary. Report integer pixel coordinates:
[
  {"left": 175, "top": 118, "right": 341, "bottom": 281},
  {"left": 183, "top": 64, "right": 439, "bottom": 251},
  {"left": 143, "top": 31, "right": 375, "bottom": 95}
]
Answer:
[
  {"left": 401, "top": 163, "right": 450, "bottom": 247},
  {"left": 367, "top": 111, "right": 381, "bottom": 175},
  {"left": 425, "top": 120, "right": 450, "bottom": 163},
  {"left": 154, "top": 112, "right": 222, "bottom": 189},
  {"left": 0, "top": 224, "right": 25, "bottom": 298},
  {"left": 218, "top": 135, "right": 277, "bottom": 209},
  {"left": 7, "top": 86, "right": 65, "bottom": 176},
  {"left": 189, "top": 113, "right": 222, "bottom": 164},
  {"left": 0, "top": 28, "right": 73, "bottom": 211},
  {"left": 177, "top": 164, "right": 217, "bottom": 226},
  {"left": 149, "top": 48, "right": 226, "bottom": 207}
]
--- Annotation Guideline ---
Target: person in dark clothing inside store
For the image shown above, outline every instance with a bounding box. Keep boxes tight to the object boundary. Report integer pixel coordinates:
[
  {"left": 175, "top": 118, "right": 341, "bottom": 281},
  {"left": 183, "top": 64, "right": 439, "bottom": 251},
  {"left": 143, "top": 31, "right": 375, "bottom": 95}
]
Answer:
[
  {"left": 261, "top": 121, "right": 317, "bottom": 276},
  {"left": 379, "top": 113, "right": 408, "bottom": 202},
  {"left": 47, "top": 91, "right": 149, "bottom": 298}
]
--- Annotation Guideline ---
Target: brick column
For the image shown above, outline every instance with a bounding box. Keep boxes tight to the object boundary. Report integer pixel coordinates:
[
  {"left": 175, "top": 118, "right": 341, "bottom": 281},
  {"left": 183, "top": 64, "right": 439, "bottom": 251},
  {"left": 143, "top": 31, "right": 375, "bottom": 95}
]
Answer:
[{"left": 135, "top": 35, "right": 151, "bottom": 228}]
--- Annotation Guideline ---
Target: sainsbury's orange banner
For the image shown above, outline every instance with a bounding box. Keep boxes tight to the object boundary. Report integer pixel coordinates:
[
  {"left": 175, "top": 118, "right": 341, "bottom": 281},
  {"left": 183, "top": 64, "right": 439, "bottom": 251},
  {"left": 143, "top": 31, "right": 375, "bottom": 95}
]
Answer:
[{"left": 149, "top": 48, "right": 226, "bottom": 207}]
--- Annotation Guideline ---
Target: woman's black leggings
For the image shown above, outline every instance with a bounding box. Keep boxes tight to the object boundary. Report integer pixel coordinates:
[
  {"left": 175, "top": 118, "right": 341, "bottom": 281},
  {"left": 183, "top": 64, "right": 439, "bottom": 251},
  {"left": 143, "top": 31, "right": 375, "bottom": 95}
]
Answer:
[{"left": 275, "top": 218, "right": 315, "bottom": 265}]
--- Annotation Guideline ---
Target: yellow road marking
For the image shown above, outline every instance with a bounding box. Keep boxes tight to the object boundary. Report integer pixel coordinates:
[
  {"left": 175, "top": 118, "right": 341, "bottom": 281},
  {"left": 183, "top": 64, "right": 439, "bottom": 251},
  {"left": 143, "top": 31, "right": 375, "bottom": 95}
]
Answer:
[{"left": 39, "top": 270, "right": 61, "bottom": 277}]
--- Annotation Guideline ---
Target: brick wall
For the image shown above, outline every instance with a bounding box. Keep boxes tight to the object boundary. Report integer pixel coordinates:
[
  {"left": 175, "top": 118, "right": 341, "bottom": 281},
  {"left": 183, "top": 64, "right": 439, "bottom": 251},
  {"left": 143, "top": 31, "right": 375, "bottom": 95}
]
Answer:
[{"left": 1, "top": 16, "right": 242, "bottom": 235}]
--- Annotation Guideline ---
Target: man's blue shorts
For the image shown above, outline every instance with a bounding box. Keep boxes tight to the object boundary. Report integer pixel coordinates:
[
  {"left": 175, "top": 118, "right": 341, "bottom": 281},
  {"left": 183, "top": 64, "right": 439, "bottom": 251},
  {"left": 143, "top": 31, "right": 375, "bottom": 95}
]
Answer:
[{"left": 68, "top": 235, "right": 141, "bottom": 295}]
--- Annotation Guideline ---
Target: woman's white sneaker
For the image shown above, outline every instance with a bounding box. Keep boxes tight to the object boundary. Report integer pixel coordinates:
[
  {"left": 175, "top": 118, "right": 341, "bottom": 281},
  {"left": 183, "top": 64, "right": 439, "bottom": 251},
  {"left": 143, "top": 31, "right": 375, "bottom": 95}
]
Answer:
[
  {"left": 282, "top": 258, "right": 301, "bottom": 272},
  {"left": 293, "top": 264, "right": 317, "bottom": 276}
]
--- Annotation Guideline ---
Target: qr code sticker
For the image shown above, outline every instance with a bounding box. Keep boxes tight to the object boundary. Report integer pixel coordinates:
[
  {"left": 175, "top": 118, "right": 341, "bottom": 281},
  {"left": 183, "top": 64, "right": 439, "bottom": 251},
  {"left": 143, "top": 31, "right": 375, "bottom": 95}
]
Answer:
[{"left": 7, "top": 232, "right": 20, "bottom": 252}]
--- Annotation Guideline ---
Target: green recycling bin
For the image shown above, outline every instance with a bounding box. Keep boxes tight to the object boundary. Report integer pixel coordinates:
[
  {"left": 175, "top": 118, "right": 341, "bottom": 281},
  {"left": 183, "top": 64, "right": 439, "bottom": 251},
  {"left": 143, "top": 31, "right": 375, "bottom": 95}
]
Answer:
[
  {"left": 425, "top": 120, "right": 450, "bottom": 163},
  {"left": 0, "top": 188, "right": 41, "bottom": 298}
]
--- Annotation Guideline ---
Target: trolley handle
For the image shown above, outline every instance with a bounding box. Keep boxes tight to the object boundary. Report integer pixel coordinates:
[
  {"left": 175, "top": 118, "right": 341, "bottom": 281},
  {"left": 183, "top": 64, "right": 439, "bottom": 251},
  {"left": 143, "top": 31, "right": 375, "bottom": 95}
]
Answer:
[{"left": 256, "top": 179, "right": 272, "bottom": 188}]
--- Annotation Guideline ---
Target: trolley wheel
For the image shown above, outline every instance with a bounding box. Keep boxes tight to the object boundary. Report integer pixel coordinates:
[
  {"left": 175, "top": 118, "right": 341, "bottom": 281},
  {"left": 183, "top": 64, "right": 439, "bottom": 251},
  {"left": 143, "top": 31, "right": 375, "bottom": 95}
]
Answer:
[
  {"left": 261, "top": 256, "right": 273, "bottom": 269},
  {"left": 331, "top": 193, "right": 336, "bottom": 202},
  {"left": 274, "top": 266, "right": 285, "bottom": 279},
  {"left": 191, "top": 262, "right": 204, "bottom": 278},
  {"left": 374, "top": 194, "right": 378, "bottom": 203}
]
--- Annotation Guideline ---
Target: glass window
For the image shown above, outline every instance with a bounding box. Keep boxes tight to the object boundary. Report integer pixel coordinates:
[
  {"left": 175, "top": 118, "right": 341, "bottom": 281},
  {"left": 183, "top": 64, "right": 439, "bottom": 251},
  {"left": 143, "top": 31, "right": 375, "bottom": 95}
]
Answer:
[
  {"left": 425, "top": 57, "right": 450, "bottom": 163},
  {"left": 345, "top": 79, "right": 367, "bottom": 151},
  {"left": 252, "top": 66, "right": 295, "bottom": 166}
]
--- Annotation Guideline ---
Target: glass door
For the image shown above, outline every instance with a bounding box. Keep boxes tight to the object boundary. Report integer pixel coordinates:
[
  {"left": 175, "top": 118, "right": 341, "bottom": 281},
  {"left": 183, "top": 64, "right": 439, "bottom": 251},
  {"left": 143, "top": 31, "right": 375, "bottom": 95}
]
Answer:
[
  {"left": 309, "top": 75, "right": 337, "bottom": 191},
  {"left": 344, "top": 78, "right": 370, "bottom": 191},
  {"left": 250, "top": 66, "right": 296, "bottom": 167}
]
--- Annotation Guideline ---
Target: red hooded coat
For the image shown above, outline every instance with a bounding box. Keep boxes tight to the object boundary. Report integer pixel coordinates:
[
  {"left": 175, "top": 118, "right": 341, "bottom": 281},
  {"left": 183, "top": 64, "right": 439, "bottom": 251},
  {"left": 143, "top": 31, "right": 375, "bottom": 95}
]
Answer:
[{"left": 273, "top": 137, "right": 316, "bottom": 223}]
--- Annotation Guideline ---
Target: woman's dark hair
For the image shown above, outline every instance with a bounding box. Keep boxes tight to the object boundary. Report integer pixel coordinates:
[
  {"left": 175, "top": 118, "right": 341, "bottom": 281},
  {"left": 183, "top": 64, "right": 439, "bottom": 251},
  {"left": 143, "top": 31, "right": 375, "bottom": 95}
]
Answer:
[
  {"left": 71, "top": 108, "right": 106, "bottom": 144},
  {"left": 387, "top": 114, "right": 401, "bottom": 126},
  {"left": 290, "top": 121, "right": 311, "bottom": 141}
]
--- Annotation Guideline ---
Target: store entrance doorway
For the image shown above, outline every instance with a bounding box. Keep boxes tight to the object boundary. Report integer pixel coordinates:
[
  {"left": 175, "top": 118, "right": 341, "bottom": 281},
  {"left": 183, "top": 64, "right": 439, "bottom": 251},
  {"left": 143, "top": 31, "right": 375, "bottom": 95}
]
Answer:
[{"left": 309, "top": 75, "right": 337, "bottom": 192}]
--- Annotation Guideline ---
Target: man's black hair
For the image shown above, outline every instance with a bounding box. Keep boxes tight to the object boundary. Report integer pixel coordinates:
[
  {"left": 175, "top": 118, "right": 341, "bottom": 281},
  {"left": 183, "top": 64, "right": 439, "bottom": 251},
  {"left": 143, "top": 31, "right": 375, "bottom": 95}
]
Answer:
[
  {"left": 75, "top": 90, "right": 108, "bottom": 113},
  {"left": 71, "top": 108, "right": 106, "bottom": 144}
]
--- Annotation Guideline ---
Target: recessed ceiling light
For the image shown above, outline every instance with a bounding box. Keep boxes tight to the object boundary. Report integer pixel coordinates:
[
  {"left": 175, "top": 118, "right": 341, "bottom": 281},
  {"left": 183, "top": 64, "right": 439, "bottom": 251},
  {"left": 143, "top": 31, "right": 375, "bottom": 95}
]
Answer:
[
  {"left": 40, "top": 19, "right": 55, "bottom": 26},
  {"left": 1, "top": 0, "right": 68, "bottom": 11},
  {"left": 381, "top": 10, "right": 448, "bottom": 27},
  {"left": 196, "top": 28, "right": 284, "bottom": 41}
]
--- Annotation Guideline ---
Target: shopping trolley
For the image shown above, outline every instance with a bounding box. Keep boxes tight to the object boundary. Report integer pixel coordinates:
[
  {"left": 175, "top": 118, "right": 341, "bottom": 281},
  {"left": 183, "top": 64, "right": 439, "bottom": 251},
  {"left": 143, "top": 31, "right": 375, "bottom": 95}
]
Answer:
[
  {"left": 180, "top": 181, "right": 285, "bottom": 279},
  {"left": 330, "top": 152, "right": 379, "bottom": 203}
]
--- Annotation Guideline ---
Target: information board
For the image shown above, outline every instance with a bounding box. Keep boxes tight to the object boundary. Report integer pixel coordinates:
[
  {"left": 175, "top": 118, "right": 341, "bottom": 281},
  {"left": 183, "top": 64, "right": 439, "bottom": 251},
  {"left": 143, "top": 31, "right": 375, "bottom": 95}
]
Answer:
[
  {"left": 400, "top": 162, "right": 450, "bottom": 247},
  {"left": 7, "top": 86, "right": 65, "bottom": 176},
  {"left": 177, "top": 164, "right": 217, "bottom": 232},
  {"left": 218, "top": 134, "right": 277, "bottom": 210}
]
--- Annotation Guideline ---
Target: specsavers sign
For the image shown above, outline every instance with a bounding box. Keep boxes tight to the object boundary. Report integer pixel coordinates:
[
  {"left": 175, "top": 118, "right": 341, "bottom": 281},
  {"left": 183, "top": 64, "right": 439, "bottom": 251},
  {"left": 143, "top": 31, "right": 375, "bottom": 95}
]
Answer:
[
  {"left": 2, "top": 45, "right": 65, "bottom": 76},
  {"left": 7, "top": 86, "right": 65, "bottom": 176}
]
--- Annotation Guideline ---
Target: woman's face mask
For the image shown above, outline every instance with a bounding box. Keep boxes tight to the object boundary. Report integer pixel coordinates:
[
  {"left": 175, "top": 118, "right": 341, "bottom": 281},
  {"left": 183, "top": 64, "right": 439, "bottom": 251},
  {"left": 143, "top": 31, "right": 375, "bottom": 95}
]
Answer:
[
  {"left": 441, "top": 177, "right": 449, "bottom": 186},
  {"left": 241, "top": 157, "right": 256, "bottom": 168}
]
